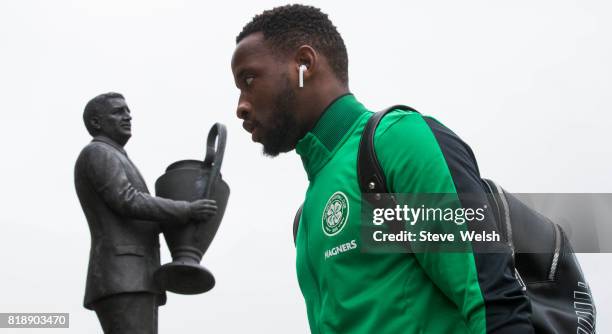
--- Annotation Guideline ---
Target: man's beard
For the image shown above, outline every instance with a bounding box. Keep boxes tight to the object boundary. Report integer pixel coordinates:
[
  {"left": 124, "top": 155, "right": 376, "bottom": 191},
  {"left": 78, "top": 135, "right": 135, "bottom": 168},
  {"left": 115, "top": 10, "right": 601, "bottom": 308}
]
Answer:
[{"left": 260, "top": 80, "right": 302, "bottom": 157}]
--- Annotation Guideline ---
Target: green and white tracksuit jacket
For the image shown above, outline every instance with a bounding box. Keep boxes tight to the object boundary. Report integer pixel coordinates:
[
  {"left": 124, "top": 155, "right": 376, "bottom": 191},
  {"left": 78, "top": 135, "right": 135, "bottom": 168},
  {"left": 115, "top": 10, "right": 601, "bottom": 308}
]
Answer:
[{"left": 294, "top": 94, "right": 532, "bottom": 333}]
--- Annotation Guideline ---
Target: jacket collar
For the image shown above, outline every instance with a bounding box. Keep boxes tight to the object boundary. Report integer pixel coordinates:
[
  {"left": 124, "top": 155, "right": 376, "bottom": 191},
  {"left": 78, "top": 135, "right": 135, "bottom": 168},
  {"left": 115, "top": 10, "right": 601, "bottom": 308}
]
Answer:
[
  {"left": 92, "top": 135, "right": 127, "bottom": 156},
  {"left": 295, "top": 94, "right": 369, "bottom": 180}
]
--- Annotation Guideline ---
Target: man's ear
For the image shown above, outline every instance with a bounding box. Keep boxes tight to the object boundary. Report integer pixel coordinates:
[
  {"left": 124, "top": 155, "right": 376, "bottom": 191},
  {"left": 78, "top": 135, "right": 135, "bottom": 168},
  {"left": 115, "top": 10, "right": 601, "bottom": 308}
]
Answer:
[
  {"left": 294, "top": 45, "right": 317, "bottom": 81},
  {"left": 90, "top": 117, "right": 101, "bottom": 131}
]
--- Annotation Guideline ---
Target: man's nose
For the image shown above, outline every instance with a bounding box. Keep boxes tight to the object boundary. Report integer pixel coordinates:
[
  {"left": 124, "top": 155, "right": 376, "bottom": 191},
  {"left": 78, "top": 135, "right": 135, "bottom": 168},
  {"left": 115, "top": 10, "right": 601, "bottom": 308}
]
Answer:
[{"left": 236, "top": 101, "right": 251, "bottom": 120}]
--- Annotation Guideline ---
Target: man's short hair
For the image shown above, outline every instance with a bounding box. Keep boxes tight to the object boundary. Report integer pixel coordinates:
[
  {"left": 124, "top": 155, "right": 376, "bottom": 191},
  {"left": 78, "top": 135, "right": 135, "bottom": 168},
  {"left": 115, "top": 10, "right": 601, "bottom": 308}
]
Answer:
[
  {"left": 236, "top": 4, "right": 348, "bottom": 84},
  {"left": 83, "top": 92, "right": 124, "bottom": 136}
]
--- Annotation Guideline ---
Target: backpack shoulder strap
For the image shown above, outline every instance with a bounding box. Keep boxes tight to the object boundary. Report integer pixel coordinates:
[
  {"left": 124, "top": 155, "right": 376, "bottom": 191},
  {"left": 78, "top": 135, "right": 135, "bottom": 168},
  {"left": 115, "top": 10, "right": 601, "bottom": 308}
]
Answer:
[
  {"left": 357, "top": 105, "right": 419, "bottom": 194},
  {"left": 292, "top": 204, "right": 303, "bottom": 245}
]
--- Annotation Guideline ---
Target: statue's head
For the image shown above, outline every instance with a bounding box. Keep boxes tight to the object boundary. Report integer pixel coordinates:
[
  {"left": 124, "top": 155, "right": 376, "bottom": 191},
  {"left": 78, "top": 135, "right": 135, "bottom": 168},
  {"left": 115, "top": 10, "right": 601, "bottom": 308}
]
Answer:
[{"left": 83, "top": 92, "right": 132, "bottom": 146}]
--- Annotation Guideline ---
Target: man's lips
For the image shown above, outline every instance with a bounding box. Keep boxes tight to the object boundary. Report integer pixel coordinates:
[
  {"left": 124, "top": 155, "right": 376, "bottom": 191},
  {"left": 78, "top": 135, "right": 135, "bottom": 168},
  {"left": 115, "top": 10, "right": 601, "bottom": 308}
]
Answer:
[
  {"left": 242, "top": 121, "right": 255, "bottom": 133},
  {"left": 242, "top": 121, "right": 261, "bottom": 142}
]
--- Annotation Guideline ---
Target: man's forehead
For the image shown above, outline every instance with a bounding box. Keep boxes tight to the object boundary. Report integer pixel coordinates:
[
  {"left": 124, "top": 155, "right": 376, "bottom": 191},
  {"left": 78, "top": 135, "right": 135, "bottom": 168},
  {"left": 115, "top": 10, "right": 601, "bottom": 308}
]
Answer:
[
  {"left": 231, "top": 33, "right": 272, "bottom": 69},
  {"left": 107, "top": 97, "right": 127, "bottom": 108}
]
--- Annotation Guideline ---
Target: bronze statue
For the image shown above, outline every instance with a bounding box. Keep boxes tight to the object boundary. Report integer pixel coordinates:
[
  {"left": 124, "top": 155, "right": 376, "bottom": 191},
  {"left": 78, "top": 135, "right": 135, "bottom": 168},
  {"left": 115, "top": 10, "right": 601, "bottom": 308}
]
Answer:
[{"left": 74, "top": 92, "right": 217, "bottom": 333}]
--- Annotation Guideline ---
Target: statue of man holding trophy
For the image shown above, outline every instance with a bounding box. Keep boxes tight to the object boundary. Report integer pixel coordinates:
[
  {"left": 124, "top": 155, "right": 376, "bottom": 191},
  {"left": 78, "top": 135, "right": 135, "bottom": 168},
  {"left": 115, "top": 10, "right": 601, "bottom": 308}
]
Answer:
[{"left": 74, "top": 92, "right": 229, "bottom": 333}]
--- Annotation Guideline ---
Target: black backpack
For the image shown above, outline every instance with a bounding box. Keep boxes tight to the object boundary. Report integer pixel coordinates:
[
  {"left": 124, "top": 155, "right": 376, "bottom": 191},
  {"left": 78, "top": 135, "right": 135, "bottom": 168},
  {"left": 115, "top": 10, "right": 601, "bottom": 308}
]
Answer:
[{"left": 293, "top": 105, "right": 596, "bottom": 333}]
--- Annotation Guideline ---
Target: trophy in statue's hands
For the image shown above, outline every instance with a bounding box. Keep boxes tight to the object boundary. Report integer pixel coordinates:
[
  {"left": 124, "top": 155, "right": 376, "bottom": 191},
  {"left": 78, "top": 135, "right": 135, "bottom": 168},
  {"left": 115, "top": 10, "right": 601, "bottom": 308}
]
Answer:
[{"left": 154, "top": 123, "right": 230, "bottom": 294}]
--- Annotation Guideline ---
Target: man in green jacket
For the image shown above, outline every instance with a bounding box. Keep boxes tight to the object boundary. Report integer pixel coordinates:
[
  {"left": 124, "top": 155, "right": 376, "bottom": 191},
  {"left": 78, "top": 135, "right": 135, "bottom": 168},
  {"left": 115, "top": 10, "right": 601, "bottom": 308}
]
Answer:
[{"left": 231, "top": 4, "right": 533, "bottom": 333}]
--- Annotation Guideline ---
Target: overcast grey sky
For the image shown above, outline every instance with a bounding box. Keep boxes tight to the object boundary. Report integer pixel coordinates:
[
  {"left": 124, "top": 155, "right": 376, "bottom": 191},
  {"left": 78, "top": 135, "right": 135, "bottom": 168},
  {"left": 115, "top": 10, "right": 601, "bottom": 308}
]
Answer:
[{"left": 0, "top": 0, "right": 610, "bottom": 332}]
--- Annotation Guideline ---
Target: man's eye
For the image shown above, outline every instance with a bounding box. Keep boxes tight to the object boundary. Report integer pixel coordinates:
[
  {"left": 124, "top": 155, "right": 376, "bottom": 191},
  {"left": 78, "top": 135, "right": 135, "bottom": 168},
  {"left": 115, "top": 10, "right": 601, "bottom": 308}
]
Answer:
[{"left": 245, "top": 77, "right": 254, "bottom": 86}]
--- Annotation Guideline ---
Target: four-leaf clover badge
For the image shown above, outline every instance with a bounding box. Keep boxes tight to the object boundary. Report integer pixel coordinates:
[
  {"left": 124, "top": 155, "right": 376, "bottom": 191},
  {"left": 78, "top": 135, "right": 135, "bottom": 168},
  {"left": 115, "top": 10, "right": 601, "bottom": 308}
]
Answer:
[{"left": 322, "top": 191, "right": 349, "bottom": 236}]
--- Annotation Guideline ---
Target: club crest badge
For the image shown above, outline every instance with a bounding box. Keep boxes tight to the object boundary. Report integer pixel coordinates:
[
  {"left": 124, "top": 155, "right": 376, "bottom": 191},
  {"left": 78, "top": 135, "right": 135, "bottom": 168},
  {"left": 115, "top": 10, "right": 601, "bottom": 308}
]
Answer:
[{"left": 322, "top": 191, "right": 349, "bottom": 236}]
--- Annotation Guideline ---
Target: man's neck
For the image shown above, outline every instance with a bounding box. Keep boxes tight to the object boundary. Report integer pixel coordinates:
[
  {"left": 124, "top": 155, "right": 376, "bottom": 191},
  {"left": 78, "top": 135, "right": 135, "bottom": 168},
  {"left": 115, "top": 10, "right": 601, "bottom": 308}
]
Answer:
[
  {"left": 95, "top": 134, "right": 127, "bottom": 148},
  {"left": 302, "top": 83, "right": 350, "bottom": 133}
]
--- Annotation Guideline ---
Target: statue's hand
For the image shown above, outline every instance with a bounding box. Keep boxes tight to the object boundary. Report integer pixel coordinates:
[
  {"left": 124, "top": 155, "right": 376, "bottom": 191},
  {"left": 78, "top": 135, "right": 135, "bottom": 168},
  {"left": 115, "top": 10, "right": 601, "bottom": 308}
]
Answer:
[{"left": 188, "top": 199, "right": 218, "bottom": 223}]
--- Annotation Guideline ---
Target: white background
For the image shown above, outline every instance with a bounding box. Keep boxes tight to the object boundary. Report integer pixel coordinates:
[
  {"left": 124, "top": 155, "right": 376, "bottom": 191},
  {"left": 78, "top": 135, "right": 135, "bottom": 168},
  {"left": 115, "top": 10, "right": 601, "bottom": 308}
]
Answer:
[{"left": 0, "top": 0, "right": 610, "bottom": 333}]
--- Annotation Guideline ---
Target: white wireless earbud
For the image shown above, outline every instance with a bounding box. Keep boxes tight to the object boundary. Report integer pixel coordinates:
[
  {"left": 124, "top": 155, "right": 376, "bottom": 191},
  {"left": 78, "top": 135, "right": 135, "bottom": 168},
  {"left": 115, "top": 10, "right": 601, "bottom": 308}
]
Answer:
[{"left": 298, "top": 64, "right": 307, "bottom": 88}]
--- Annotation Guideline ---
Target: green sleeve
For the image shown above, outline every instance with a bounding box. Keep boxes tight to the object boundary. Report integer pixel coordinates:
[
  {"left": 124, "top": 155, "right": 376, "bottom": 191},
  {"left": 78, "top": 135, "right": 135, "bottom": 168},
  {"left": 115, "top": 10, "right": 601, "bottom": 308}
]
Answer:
[{"left": 373, "top": 111, "right": 486, "bottom": 333}]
